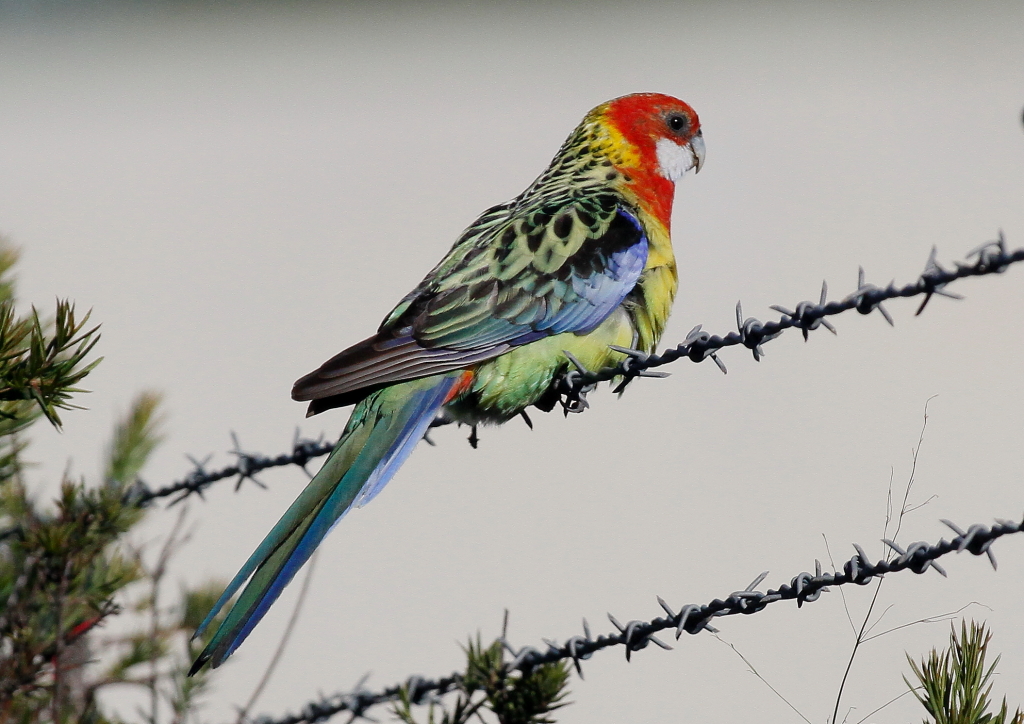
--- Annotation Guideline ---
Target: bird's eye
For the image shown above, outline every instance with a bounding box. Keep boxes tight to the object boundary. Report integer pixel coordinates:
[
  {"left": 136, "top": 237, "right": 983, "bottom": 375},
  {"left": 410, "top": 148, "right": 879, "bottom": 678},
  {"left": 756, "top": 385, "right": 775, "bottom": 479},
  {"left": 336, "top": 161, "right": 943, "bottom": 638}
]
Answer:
[{"left": 667, "top": 114, "right": 687, "bottom": 133}]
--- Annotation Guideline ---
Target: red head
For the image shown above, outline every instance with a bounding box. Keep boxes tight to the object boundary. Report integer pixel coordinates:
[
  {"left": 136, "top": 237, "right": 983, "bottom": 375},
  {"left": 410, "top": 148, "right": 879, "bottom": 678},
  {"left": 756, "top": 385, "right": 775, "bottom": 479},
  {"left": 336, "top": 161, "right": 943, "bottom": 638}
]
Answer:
[{"left": 588, "top": 93, "right": 704, "bottom": 227}]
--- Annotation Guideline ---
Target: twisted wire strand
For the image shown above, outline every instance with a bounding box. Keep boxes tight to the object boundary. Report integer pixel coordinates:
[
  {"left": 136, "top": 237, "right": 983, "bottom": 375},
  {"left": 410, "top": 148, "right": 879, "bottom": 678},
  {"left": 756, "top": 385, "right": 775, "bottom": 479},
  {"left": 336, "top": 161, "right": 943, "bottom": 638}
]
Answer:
[
  {"left": 127, "top": 431, "right": 336, "bottom": 506},
  {"left": 133, "top": 235, "right": 1022, "bottom": 508},
  {"left": 248, "top": 514, "right": 1023, "bottom": 724}
]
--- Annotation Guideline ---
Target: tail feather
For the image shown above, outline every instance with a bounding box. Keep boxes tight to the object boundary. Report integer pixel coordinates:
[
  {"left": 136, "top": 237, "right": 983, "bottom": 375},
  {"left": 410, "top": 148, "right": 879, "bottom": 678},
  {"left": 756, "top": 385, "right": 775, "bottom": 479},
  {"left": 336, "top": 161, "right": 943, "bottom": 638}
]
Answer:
[{"left": 189, "top": 373, "right": 463, "bottom": 674}]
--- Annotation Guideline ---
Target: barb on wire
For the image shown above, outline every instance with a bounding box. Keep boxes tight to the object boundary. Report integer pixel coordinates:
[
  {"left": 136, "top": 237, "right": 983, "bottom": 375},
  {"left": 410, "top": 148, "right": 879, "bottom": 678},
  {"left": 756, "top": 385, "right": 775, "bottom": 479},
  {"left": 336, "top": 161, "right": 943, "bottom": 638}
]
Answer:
[
  {"left": 250, "top": 514, "right": 1024, "bottom": 724},
  {"left": 556, "top": 234, "right": 1023, "bottom": 412},
  {"left": 125, "top": 429, "right": 337, "bottom": 507}
]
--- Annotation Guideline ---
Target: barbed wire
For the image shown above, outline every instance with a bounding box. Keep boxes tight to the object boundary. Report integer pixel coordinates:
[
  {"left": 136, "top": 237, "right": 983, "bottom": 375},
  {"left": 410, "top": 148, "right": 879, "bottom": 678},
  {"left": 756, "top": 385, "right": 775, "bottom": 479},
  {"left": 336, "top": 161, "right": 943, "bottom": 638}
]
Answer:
[
  {"left": 557, "top": 233, "right": 1024, "bottom": 411},
  {"left": 131, "top": 235, "right": 1022, "bottom": 509},
  {"left": 248, "top": 514, "right": 1023, "bottom": 724},
  {"left": 248, "top": 673, "right": 460, "bottom": 724},
  {"left": 126, "top": 431, "right": 335, "bottom": 507}
]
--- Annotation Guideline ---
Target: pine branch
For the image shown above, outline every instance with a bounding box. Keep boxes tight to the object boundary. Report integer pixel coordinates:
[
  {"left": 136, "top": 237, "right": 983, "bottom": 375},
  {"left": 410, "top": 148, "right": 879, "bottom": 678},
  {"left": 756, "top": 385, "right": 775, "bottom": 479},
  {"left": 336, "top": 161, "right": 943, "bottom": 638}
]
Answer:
[{"left": 905, "top": 620, "right": 1024, "bottom": 724}]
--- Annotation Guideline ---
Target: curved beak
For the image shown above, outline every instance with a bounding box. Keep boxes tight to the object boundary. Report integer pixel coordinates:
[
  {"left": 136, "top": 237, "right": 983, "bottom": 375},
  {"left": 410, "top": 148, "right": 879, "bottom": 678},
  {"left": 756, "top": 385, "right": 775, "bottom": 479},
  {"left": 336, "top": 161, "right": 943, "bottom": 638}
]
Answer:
[{"left": 689, "top": 130, "right": 706, "bottom": 174}]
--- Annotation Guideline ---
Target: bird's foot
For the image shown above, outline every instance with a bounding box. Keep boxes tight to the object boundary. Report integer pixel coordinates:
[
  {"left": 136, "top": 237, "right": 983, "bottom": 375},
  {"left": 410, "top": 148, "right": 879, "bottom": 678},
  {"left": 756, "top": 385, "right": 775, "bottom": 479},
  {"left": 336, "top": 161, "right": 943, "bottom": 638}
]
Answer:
[
  {"left": 423, "top": 412, "right": 455, "bottom": 446},
  {"left": 556, "top": 351, "right": 597, "bottom": 415}
]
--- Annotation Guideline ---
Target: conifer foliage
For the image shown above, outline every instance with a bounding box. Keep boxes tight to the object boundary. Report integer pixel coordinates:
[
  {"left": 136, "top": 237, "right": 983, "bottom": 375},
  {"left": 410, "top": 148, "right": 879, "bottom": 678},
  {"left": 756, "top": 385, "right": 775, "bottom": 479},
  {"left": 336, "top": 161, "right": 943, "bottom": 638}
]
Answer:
[{"left": 0, "top": 239, "right": 229, "bottom": 723}]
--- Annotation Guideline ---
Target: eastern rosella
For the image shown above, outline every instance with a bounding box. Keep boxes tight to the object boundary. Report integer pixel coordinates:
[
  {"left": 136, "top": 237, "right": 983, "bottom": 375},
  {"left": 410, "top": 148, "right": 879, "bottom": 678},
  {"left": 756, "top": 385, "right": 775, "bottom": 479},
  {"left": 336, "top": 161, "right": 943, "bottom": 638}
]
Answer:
[{"left": 190, "top": 93, "right": 705, "bottom": 673}]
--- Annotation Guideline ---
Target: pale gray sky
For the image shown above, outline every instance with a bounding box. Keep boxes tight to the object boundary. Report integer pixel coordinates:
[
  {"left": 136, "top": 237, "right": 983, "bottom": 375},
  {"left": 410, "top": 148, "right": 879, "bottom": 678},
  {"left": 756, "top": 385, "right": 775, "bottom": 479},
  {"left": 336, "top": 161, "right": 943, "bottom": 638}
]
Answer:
[{"left": 1, "top": 2, "right": 1023, "bottom": 722}]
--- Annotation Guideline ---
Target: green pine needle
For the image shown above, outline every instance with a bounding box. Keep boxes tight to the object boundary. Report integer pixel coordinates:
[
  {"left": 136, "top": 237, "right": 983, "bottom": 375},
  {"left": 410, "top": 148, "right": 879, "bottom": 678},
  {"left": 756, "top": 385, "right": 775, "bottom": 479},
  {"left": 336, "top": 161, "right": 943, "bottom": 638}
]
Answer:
[
  {"left": 395, "top": 634, "right": 572, "bottom": 724},
  {"left": 105, "top": 392, "right": 165, "bottom": 487},
  {"left": 906, "top": 620, "right": 1024, "bottom": 724}
]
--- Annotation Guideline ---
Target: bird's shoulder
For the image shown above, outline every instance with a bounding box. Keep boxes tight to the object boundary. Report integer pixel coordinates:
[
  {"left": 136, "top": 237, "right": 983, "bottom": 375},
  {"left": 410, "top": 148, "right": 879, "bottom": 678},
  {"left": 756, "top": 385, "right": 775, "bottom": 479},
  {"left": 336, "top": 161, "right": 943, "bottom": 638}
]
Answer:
[
  {"left": 380, "top": 188, "right": 646, "bottom": 334},
  {"left": 377, "top": 200, "right": 514, "bottom": 331}
]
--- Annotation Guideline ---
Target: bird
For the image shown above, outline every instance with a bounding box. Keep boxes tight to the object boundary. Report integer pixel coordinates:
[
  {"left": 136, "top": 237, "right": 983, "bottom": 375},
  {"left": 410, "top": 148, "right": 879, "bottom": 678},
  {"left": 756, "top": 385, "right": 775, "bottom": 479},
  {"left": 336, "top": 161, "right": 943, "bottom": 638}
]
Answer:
[{"left": 189, "top": 92, "right": 704, "bottom": 674}]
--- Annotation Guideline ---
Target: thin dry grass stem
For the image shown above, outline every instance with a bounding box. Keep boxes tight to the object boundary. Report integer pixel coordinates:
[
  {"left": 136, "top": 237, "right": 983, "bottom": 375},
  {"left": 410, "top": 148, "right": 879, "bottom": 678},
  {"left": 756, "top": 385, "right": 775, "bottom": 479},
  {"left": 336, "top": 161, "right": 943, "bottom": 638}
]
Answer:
[
  {"left": 885, "top": 396, "right": 937, "bottom": 556},
  {"left": 831, "top": 578, "right": 886, "bottom": 724},
  {"left": 713, "top": 634, "right": 812, "bottom": 724},
  {"left": 863, "top": 603, "right": 990, "bottom": 644},
  {"left": 236, "top": 550, "right": 320, "bottom": 724},
  {"left": 823, "top": 534, "right": 858, "bottom": 637},
  {"left": 851, "top": 688, "right": 918, "bottom": 724},
  {"left": 831, "top": 398, "right": 936, "bottom": 724},
  {"left": 146, "top": 506, "right": 192, "bottom": 724}
]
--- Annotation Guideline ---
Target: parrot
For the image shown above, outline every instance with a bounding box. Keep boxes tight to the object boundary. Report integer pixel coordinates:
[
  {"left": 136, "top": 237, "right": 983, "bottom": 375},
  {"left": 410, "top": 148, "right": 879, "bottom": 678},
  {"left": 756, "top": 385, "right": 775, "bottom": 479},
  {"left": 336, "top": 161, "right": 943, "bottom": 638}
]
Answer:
[{"left": 189, "top": 92, "right": 705, "bottom": 674}]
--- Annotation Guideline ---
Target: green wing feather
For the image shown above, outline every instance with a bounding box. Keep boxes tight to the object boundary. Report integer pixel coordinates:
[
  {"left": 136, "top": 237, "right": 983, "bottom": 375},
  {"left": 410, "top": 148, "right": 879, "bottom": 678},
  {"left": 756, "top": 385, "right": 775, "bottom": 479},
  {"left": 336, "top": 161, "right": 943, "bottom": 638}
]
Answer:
[{"left": 293, "top": 194, "right": 648, "bottom": 412}]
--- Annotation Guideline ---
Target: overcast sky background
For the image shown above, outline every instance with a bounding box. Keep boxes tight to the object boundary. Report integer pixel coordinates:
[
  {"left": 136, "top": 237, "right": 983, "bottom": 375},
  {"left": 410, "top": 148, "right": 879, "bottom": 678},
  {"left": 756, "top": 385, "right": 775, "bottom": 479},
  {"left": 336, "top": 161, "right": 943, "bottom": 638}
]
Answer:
[{"left": 2, "top": 2, "right": 1023, "bottom": 722}]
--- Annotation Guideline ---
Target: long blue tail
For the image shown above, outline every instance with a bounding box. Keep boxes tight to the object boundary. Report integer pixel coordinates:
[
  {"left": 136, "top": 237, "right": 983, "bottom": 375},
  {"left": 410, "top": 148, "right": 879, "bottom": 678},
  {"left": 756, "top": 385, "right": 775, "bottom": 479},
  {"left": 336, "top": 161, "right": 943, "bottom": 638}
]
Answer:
[{"left": 189, "top": 373, "right": 462, "bottom": 673}]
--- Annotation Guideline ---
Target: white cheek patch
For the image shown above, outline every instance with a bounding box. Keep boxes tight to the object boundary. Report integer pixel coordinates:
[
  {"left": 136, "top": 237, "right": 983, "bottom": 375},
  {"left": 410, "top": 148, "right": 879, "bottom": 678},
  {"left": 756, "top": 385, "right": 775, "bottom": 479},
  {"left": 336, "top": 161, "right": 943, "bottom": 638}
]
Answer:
[{"left": 655, "top": 137, "right": 692, "bottom": 182}]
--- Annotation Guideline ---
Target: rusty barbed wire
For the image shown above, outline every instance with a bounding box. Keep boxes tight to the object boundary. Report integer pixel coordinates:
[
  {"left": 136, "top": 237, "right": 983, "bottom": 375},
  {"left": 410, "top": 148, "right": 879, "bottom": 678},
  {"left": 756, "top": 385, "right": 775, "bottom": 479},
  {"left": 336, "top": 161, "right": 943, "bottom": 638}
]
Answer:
[
  {"left": 556, "top": 233, "right": 1024, "bottom": 412},
  {"left": 248, "top": 514, "right": 1023, "bottom": 724},
  {"left": 135, "top": 235, "right": 1022, "bottom": 509}
]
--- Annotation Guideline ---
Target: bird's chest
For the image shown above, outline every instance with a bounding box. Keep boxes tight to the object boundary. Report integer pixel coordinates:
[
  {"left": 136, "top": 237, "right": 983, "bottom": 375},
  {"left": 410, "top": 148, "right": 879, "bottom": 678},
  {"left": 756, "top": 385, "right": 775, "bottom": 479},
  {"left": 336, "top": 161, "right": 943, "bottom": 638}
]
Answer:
[{"left": 628, "top": 215, "right": 678, "bottom": 353}]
